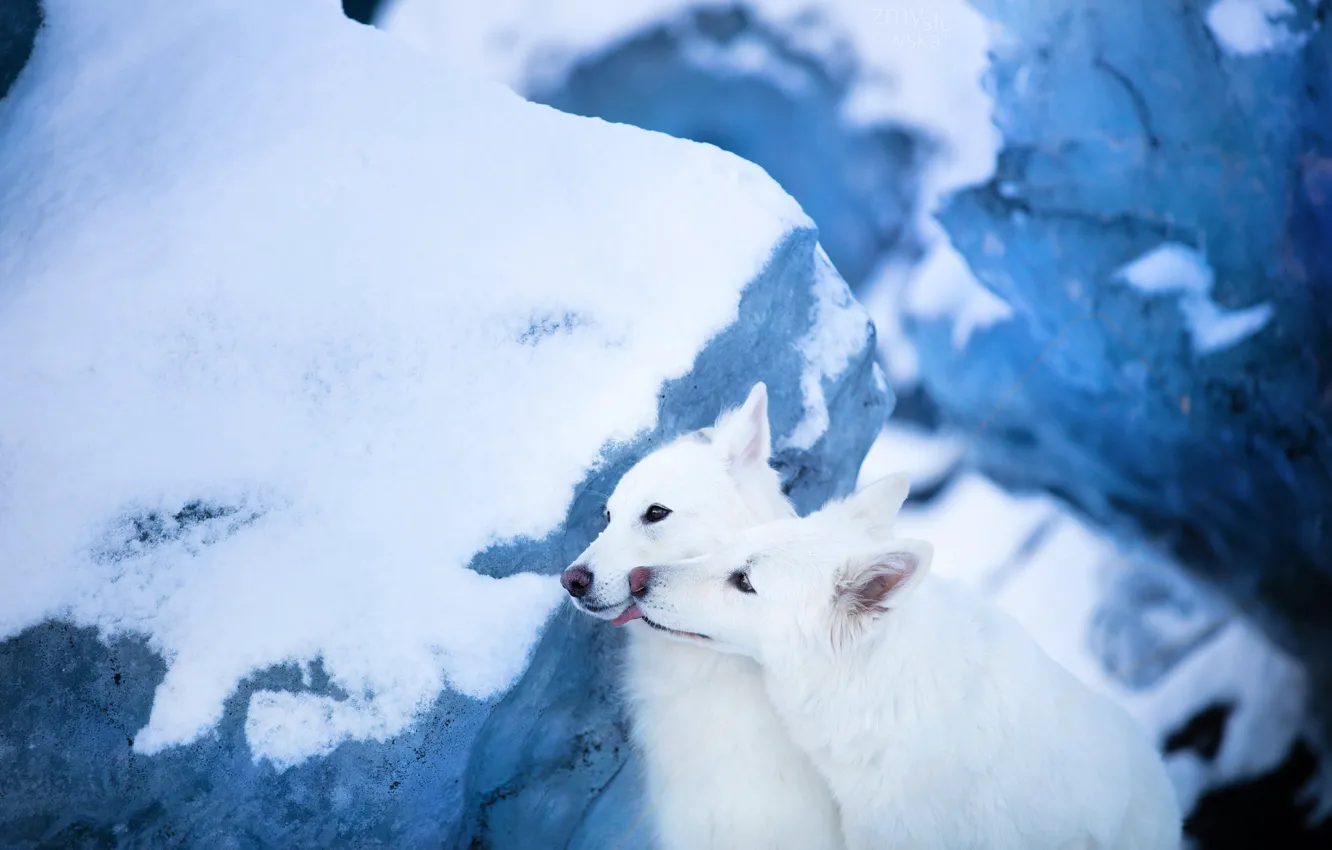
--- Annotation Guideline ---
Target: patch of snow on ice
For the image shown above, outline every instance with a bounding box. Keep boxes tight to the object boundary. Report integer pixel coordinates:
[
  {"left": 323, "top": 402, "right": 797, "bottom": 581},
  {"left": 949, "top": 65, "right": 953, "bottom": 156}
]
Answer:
[
  {"left": 1115, "top": 243, "right": 1273, "bottom": 356},
  {"left": 1181, "top": 299, "right": 1275, "bottom": 355},
  {"left": 835, "top": 0, "right": 1000, "bottom": 208},
  {"left": 903, "top": 221, "right": 1015, "bottom": 350},
  {"left": 1118, "top": 242, "right": 1214, "bottom": 295},
  {"left": 860, "top": 257, "right": 922, "bottom": 386},
  {"left": 784, "top": 245, "right": 871, "bottom": 450},
  {"left": 0, "top": 0, "right": 807, "bottom": 769},
  {"left": 996, "top": 527, "right": 1306, "bottom": 814},
  {"left": 680, "top": 32, "right": 816, "bottom": 97},
  {"left": 896, "top": 472, "right": 1058, "bottom": 588},
  {"left": 1206, "top": 0, "right": 1313, "bottom": 56},
  {"left": 855, "top": 422, "right": 965, "bottom": 492},
  {"left": 246, "top": 692, "right": 394, "bottom": 770},
  {"left": 1118, "top": 243, "right": 1215, "bottom": 296}
]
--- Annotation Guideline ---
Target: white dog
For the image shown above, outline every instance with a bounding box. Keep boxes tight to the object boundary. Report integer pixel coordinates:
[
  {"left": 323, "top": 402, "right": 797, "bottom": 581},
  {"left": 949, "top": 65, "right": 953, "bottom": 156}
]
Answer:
[
  {"left": 625, "top": 474, "right": 1183, "bottom": 850},
  {"left": 561, "top": 384, "right": 844, "bottom": 850}
]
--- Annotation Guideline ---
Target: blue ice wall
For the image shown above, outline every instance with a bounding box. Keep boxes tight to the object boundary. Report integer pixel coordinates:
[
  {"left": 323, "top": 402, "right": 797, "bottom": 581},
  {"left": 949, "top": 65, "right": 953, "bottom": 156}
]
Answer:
[{"left": 909, "top": 0, "right": 1332, "bottom": 756}]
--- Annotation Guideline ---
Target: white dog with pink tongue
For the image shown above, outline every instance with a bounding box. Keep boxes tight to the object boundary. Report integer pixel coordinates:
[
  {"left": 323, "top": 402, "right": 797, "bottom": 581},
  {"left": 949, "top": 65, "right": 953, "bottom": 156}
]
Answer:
[
  {"left": 559, "top": 384, "right": 845, "bottom": 850},
  {"left": 625, "top": 473, "right": 1183, "bottom": 850}
]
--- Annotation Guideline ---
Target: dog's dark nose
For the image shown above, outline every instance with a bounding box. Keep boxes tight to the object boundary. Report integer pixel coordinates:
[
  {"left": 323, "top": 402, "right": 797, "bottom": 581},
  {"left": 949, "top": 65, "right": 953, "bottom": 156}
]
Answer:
[
  {"left": 628, "top": 566, "right": 652, "bottom": 598},
  {"left": 561, "top": 565, "right": 593, "bottom": 599}
]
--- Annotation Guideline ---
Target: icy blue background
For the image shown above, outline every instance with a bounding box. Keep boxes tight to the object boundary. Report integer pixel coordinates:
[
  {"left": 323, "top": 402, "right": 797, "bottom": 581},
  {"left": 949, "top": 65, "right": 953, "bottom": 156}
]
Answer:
[
  {"left": 918, "top": 0, "right": 1332, "bottom": 762},
  {"left": 4, "top": 0, "right": 1332, "bottom": 845}
]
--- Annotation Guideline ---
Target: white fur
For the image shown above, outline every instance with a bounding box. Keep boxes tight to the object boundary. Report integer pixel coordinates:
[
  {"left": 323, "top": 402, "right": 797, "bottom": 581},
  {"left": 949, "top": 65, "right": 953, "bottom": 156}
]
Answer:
[
  {"left": 565, "top": 384, "right": 844, "bottom": 850},
  {"left": 635, "top": 475, "right": 1183, "bottom": 850}
]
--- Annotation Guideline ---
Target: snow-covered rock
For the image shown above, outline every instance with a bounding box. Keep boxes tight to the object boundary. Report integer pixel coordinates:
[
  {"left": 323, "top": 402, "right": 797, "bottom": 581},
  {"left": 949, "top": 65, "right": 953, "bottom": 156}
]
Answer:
[{"left": 0, "top": 1, "right": 888, "bottom": 846}]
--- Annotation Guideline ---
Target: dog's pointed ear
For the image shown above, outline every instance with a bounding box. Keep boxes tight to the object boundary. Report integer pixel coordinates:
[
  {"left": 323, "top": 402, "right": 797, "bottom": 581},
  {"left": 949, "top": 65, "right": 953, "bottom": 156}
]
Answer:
[
  {"left": 828, "top": 472, "right": 911, "bottom": 539},
  {"left": 713, "top": 382, "right": 771, "bottom": 473},
  {"left": 833, "top": 539, "right": 933, "bottom": 636}
]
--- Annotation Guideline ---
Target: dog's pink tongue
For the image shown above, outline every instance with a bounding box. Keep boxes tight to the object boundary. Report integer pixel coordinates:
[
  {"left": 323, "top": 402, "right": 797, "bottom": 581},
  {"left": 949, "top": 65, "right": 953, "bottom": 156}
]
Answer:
[{"left": 611, "top": 604, "right": 644, "bottom": 626}]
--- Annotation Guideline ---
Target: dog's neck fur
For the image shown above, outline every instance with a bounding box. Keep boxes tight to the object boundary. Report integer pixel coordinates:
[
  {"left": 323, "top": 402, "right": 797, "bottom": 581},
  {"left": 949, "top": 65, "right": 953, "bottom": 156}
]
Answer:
[
  {"left": 757, "top": 576, "right": 990, "bottom": 771},
  {"left": 743, "top": 567, "right": 1180, "bottom": 850}
]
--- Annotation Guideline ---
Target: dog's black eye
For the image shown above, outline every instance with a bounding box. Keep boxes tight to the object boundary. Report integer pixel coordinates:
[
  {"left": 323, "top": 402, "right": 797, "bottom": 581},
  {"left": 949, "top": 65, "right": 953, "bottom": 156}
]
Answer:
[
  {"left": 604, "top": 508, "right": 611, "bottom": 524},
  {"left": 730, "top": 572, "right": 756, "bottom": 594},
  {"left": 642, "top": 504, "right": 672, "bottom": 524}
]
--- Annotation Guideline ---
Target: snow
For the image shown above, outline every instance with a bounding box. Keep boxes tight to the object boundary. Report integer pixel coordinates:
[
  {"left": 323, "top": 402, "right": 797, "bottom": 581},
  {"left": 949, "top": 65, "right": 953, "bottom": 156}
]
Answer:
[
  {"left": 679, "top": 31, "right": 817, "bottom": 98},
  {"left": 878, "top": 446, "right": 1308, "bottom": 816},
  {"left": 837, "top": 1, "right": 1007, "bottom": 367},
  {"left": 1206, "top": 0, "right": 1314, "bottom": 56},
  {"left": 784, "top": 246, "right": 872, "bottom": 450},
  {"left": 1118, "top": 242, "right": 1217, "bottom": 296},
  {"left": 1115, "top": 243, "right": 1274, "bottom": 356},
  {"left": 1180, "top": 299, "right": 1275, "bottom": 356},
  {"left": 859, "top": 257, "right": 924, "bottom": 385},
  {"left": 902, "top": 222, "right": 1015, "bottom": 350},
  {"left": 993, "top": 524, "right": 1306, "bottom": 815},
  {"left": 862, "top": 227, "right": 1014, "bottom": 388},
  {"left": 856, "top": 421, "right": 966, "bottom": 492},
  {"left": 0, "top": 0, "right": 809, "bottom": 768},
  {"left": 834, "top": 1, "right": 999, "bottom": 209},
  {"left": 898, "top": 471, "right": 1060, "bottom": 589}
]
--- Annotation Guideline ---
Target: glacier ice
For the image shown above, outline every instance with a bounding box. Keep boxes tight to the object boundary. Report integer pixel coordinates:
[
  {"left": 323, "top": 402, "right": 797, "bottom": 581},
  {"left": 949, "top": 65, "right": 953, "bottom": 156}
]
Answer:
[{"left": 914, "top": 0, "right": 1332, "bottom": 813}]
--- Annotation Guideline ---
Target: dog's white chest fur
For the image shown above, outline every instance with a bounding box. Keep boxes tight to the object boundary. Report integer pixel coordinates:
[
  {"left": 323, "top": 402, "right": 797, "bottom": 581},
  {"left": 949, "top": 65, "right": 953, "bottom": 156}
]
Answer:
[{"left": 622, "top": 628, "right": 843, "bottom": 849}]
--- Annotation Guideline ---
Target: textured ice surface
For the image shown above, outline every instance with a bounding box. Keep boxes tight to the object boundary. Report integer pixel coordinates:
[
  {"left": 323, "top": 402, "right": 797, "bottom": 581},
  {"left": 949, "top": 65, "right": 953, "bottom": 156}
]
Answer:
[{"left": 911, "top": 0, "right": 1332, "bottom": 814}]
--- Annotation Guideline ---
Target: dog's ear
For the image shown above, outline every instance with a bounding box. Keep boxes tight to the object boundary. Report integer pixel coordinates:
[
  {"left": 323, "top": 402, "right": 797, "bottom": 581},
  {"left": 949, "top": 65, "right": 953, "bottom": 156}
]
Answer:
[
  {"left": 828, "top": 473, "right": 911, "bottom": 539},
  {"left": 713, "top": 382, "right": 771, "bottom": 474},
  {"left": 832, "top": 539, "right": 932, "bottom": 639}
]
